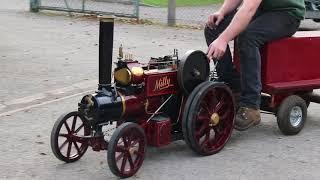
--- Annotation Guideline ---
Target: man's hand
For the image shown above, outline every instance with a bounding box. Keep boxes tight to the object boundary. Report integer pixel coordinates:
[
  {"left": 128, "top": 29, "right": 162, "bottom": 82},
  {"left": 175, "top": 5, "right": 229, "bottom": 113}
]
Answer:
[
  {"left": 206, "top": 12, "right": 224, "bottom": 29},
  {"left": 207, "top": 37, "right": 228, "bottom": 60}
]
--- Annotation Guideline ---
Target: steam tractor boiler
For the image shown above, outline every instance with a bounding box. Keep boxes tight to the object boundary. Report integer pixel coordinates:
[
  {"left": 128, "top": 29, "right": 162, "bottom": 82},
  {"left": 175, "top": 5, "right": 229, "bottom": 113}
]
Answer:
[{"left": 50, "top": 16, "right": 236, "bottom": 178}]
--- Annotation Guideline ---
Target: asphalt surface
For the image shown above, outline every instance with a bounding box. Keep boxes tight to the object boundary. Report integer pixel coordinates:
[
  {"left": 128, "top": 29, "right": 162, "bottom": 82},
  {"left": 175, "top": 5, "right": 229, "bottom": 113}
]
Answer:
[
  {"left": 1, "top": 1, "right": 320, "bottom": 180},
  {"left": 2, "top": 95, "right": 320, "bottom": 180}
]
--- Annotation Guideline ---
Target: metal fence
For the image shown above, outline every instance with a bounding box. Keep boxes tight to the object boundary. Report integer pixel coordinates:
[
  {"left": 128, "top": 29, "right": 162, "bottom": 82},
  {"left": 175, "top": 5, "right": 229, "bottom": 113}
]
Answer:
[
  {"left": 30, "top": 0, "right": 320, "bottom": 28},
  {"left": 30, "top": 0, "right": 140, "bottom": 18},
  {"left": 142, "top": 0, "right": 320, "bottom": 27},
  {"left": 30, "top": 0, "right": 221, "bottom": 27},
  {"left": 139, "top": 3, "right": 220, "bottom": 27}
]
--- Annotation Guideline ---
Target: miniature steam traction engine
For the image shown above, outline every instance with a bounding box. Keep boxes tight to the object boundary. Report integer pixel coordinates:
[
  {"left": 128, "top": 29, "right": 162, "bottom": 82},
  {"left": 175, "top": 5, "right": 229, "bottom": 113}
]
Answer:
[
  {"left": 50, "top": 17, "right": 236, "bottom": 178},
  {"left": 51, "top": 15, "right": 320, "bottom": 178}
]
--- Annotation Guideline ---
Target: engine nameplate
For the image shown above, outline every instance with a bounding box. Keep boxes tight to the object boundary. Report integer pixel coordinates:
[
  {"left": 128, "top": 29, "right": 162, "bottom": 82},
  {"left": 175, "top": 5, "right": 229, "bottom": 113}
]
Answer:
[{"left": 145, "top": 71, "right": 178, "bottom": 97}]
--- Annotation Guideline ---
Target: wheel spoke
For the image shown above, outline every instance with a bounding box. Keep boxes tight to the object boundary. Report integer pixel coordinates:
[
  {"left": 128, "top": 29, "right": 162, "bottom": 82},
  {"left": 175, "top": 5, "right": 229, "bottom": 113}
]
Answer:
[
  {"left": 127, "top": 136, "right": 132, "bottom": 146},
  {"left": 73, "top": 141, "right": 81, "bottom": 154},
  {"left": 120, "top": 154, "right": 128, "bottom": 172},
  {"left": 196, "top": 125, "right": 208, "bottom": 140},
  {"left": 67, "top": 141, "right": 72, "bottom": 158},
  {"left": 134, "top": 150, "right": 144, "bottom": 158},
  {"left": 208, "top": 91, "right": 218, "bottom": 107},
  {"left": 116, "top": 153, "right": 124, "bottom": 162},
  {"left": 75, "top": 124, "right": 84, "bottom": 133},
  {"left": 220, "top": 92, "right": 226, "bottom": 101},
  {"left": 215, "top": 100, "right": 225, "bottom": 113},
  {"left": 201, "top": 101, "right": 213, "bottom": 114},
  {"left": 127, "top": 153, "right": 134, "bottom": 170},
  {"left": 210, "top": 89, "right": 218, "bottom": 105},
  {"left": 123, "top": 137, "right": 129, "bottom": 148},
  {"left": 219, "top": 108, "right": 233, "bottom": 130},
  {"left": 64, "top": 122, "right": 71, "bottom": 133},
  {"left": 211, "top": 127, "right": 224, "bottom": 145},
  {"left": 200, "top": 131, "right": 210, "bottom": 148},
  {"left": 198, "top": 115, "right": 209, "bottom": 122},
  {"left": 213, "top": 125, "right": 223, "bottom": 138},
  {"left": 71, "top": 116, "right": 77, "bottom": 132},
  {"left": 59, "top": 133, "right": 68, "bottom": 138},
  {"left": 220, "top": 109, "right": 231, "bottom": 120},
  {"left": 59, "top": 139, "right": 68, "bottom": 150},
  {"left": 130, "top": 139, "right": 139, "bottom": 147},
  {"left": 116, "top": 145, "right": 126, "bottom": 153}
]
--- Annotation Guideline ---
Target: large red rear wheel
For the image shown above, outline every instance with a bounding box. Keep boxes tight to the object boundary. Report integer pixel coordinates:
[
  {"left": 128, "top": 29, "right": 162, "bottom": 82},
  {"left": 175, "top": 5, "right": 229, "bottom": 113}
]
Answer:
[
  {"left": 107, "top": 122, "right": 146, "bottom": 178},
  {"left": 183, "top": 82, "right": 235, "bottom": 156},
  {"left": 51, "top": 111, "right": 91, "bottom": 163},
  {"left": 182, "top": 81, "right": 209, "bottom": 147}
]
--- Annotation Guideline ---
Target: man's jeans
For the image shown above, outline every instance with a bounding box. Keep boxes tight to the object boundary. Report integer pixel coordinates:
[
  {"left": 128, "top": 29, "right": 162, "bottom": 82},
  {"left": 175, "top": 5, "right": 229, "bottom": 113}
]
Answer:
[{"left": 204, "top": 11, "right": 300, "bottom": 109}]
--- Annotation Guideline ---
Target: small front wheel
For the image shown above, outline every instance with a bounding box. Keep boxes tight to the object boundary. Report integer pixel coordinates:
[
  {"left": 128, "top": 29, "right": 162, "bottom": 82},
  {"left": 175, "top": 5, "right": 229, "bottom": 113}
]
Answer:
[
  {"left": 51, "top": 111, "right": 91, "bottom": 163},
  {"left": 107, "top": 122, "right": 146, "bottom": 178},
  {"left": 277, "top": 95, "right": 307, "bottom": 135}
]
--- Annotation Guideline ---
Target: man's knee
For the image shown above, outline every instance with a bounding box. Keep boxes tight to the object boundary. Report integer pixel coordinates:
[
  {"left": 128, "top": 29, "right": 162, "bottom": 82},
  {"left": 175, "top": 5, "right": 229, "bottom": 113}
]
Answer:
[{"left": 204, "top": 26, "right": 219, "bottom": 45}]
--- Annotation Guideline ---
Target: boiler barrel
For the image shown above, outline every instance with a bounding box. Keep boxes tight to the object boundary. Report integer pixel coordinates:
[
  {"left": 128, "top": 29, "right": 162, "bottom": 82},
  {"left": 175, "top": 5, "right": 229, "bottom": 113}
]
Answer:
[
  {"left": 91, "top": 93, "right": 146, "bottom": 122},
  {"left": 94, "top": 94, "right": 123, "bottom": 121}
]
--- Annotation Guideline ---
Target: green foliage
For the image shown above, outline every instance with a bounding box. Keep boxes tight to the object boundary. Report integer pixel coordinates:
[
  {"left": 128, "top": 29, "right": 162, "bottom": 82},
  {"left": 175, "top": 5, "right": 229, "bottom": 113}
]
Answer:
[{"left": 142, "top": 0, "right": 223, "bottom": 7}]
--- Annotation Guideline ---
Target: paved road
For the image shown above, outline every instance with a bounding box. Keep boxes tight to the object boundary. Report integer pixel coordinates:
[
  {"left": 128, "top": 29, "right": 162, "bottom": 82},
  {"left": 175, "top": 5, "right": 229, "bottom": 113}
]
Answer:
[
  {"left": 1, "top": 1, "right": 320, "bottom": 180},
  {"left": 2, "top": 95, "right": 320, "bottom": 180}
]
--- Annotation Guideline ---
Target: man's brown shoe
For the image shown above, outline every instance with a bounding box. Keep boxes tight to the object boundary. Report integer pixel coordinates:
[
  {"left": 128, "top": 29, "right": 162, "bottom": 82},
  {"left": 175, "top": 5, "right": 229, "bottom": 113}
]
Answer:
[{"left": 234, "top": 107, "right": 261, "bottom": 131}]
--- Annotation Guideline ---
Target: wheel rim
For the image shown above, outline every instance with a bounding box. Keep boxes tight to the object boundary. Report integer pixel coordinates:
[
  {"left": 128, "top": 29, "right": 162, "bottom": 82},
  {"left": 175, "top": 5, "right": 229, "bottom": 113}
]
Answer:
[
  {"left": 191, "top": 86, "right": 235, "bottom": 154},
  {"left": 114, "top": 128, "right": 146, "bottom": 177},
  {"left": 57, "top": 114, "right": 90, "bottom": 160},
  {"left": 289, "top": 106, "right": 303, "bottom": 127}
]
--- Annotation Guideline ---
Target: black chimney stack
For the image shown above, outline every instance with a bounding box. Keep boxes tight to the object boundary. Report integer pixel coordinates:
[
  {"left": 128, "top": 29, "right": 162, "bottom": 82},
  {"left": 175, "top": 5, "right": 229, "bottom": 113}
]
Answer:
[{"left": 98, "top": 16, "right": 114, "bottom": 88}]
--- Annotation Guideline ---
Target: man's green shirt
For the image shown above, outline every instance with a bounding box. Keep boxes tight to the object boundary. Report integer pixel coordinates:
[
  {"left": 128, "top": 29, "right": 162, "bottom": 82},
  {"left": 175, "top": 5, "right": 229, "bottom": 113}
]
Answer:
[{"left": 261, "top": 0, "right": 306, "bottom": 20}]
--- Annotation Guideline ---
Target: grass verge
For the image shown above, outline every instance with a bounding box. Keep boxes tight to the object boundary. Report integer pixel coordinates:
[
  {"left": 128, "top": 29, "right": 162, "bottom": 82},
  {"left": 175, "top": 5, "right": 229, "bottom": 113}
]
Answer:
[{"left": 142, "top": 0, "right": 223, "bottom": 7}]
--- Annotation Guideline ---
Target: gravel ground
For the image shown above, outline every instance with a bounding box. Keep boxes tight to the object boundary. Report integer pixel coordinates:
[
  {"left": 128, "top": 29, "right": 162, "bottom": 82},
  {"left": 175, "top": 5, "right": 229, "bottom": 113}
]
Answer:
[{"left": 1, "top": 90, "right": 320, "bottom": 180}]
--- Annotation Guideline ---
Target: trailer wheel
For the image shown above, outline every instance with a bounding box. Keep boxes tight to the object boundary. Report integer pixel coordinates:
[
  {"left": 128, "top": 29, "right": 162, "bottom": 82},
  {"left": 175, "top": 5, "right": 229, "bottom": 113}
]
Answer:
[
  {"left": 182, "top": 81, "right": 235, "bottom": 156},
  {"left": 107, "top": 122, "right": 146, "bottom": 178},
  {"left": 277, "top": 95, "right": 307, "bottom": 135}
]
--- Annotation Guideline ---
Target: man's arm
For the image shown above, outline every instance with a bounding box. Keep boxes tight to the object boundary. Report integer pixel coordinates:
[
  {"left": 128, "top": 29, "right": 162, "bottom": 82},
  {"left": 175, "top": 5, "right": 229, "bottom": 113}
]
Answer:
[
  {"left": 207, "top": 0, "right": 242, "bottom": 28},
  {"left": 207, "top": 0, "right": 262, "bottom": 59},
  {"left": 219, "top": 0, "right": 262, "bottom": 42},
  {"left": 219, "top": 0, "right": 243, "bottom": 16}
]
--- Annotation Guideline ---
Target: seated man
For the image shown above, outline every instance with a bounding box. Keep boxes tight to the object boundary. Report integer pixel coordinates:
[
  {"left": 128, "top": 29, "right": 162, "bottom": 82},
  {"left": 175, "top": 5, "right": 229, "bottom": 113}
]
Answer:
[{"left": 205, "top": 0, "right": 305, "bottom": 130}]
